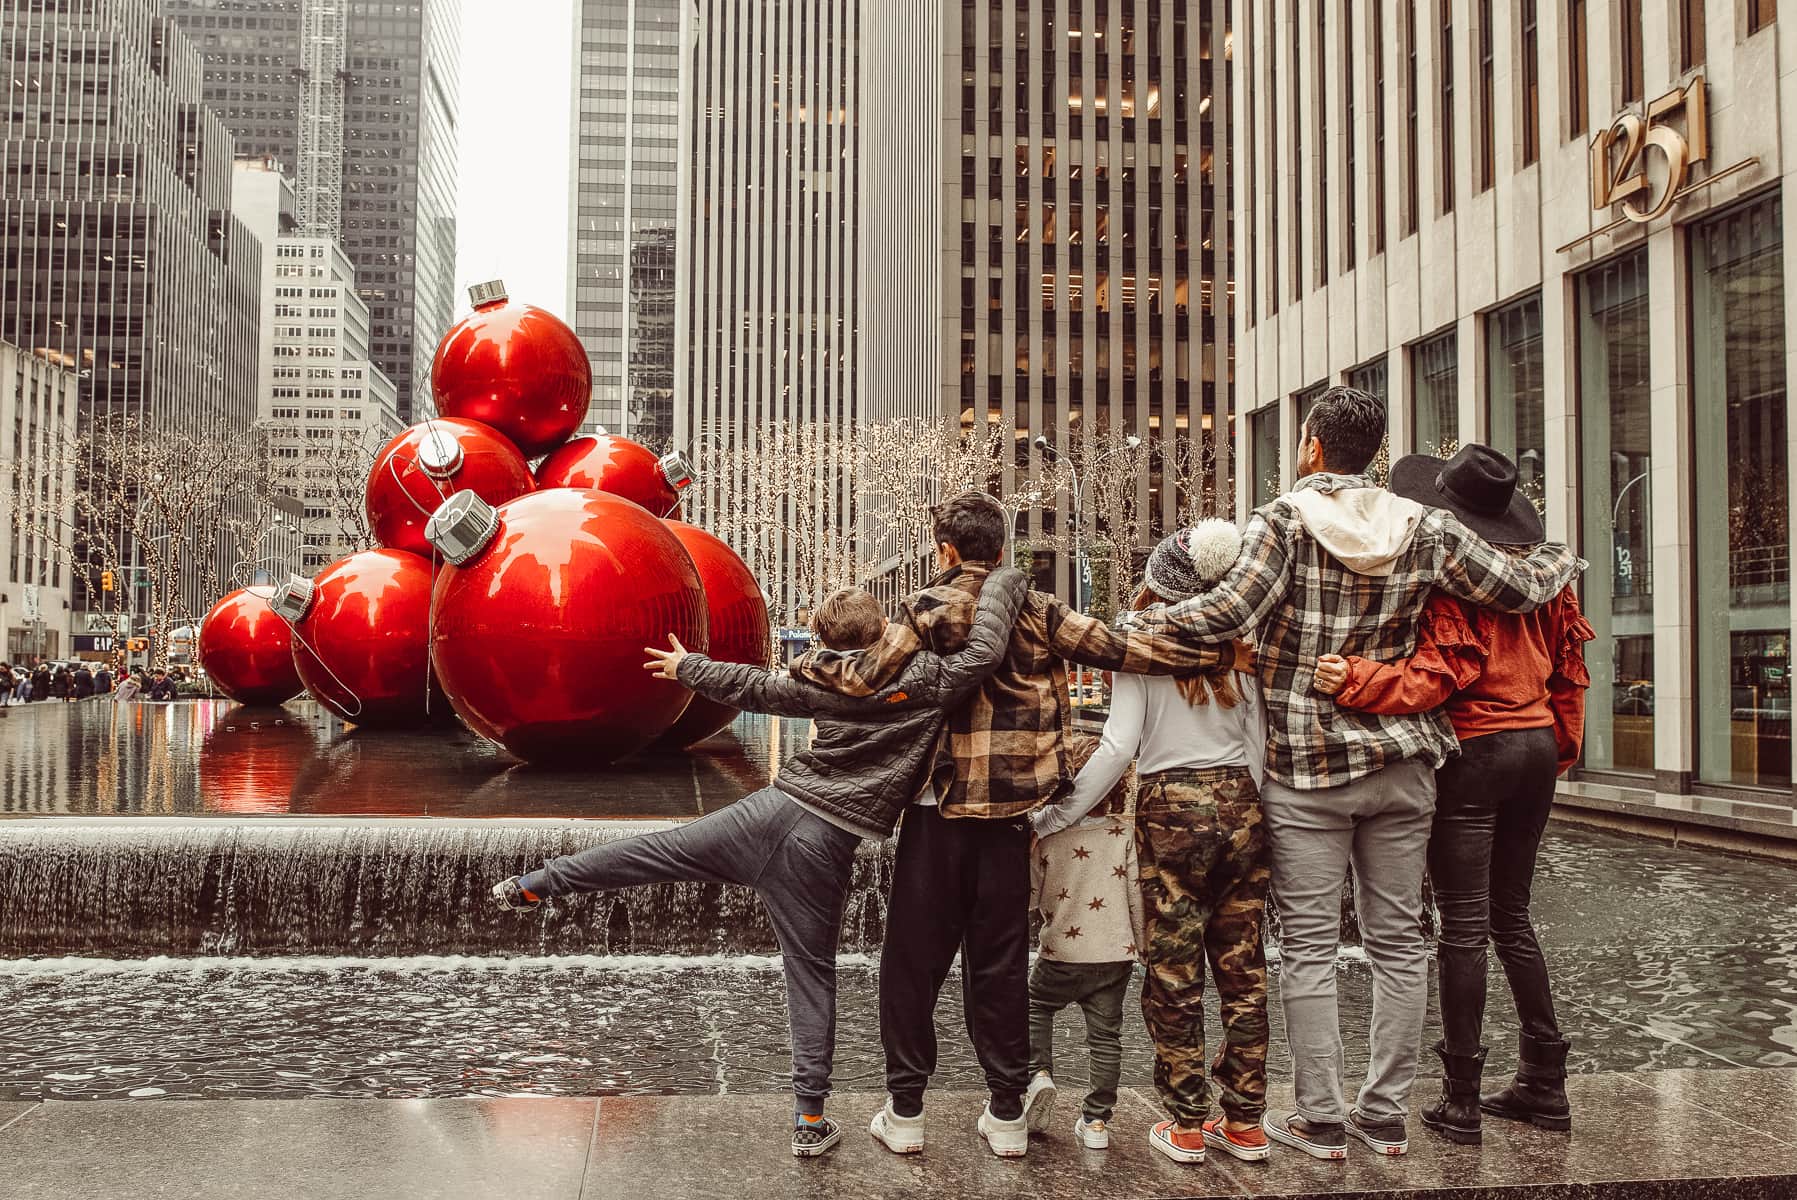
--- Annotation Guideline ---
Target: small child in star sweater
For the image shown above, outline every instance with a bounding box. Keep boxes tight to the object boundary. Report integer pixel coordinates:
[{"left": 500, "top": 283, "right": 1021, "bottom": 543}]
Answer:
[{"left": 1022, "top": 732, "right": 1145, "bottom": 1150}]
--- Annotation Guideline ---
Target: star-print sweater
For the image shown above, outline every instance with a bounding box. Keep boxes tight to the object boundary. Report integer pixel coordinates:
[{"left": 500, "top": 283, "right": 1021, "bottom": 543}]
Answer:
[{"left": 1031, "top": 813, "right": 1145, "bottom": 965}]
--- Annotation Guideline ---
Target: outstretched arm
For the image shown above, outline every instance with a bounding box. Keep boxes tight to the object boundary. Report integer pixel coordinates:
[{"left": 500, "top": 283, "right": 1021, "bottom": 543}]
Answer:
[
  {"left": 1131, "top": 513, "right": 1290, "bottom": 642},
  {"left": 1031, "top": 674, "right": 1145, "bottom": 838},
  {"left": 1046, "top": 600, "right": 1243, "bottom": 674},
  {"left": 1436, "top": 515, "right": 1583, "bottom": 614},
  {"left": 672, "top": 653, "right": 843, "bottom": 718}
]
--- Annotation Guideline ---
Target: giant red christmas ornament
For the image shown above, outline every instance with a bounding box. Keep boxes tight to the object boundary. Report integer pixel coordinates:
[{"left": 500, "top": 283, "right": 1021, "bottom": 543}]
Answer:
[
  {"left": 365, "top": 417, "right": 534, "bottom": 557},
  {"left": 273, "top": 548, "right": 443, "bottom": 728},
  {"left": 430, "top": 280, "right": 591, "bottom": 458},
  {"left": 424, "top": 487, "right": 709, "bottom": 763},
  {"left": 198, "top": 587, "right": 303, "bottom": 707},
  {"left": 534, "top": 433, "right": 695, "bottom": 519},
  {"left": 655, "top": 521, "right": 771, "bottom": 748}
]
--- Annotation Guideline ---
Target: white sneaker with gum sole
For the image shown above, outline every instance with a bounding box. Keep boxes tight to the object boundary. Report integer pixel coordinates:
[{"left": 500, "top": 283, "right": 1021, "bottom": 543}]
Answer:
[
  {"left": 977, "top": 1104, "right": 1029, "bottom": 1158},
  {"left": 869, "top": 1101, "right": 924, "bottom": 1155}
]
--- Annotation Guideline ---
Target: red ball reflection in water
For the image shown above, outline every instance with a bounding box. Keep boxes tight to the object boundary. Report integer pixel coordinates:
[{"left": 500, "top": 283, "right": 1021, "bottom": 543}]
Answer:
[
  {"left": 199, "top": 588, "right": 303, "bottom": 707},
  {"left": 365, "top": 417, "right": 534, "bottom": 557},
  {"left": 430, "top": 488, "right": 709, "bottom": 763},
  {"left": 291, "top": 548, "right": 444, "bottom": 728},
  {"left": 655, "top": 521, "right": 771, "bottom": 748},
  {"left": 534, "top": 433, "right": 682, "bottom": 518},
  {"left": 198, "top": 705, "right": 317, "bottom": 814},
  {"left": 430, "top": 286, "right": 590, "bottom": 458}
]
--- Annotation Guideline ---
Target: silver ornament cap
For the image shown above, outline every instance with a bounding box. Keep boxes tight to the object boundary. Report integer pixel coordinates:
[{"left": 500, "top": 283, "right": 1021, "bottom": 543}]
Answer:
[
  {"left": 416, "top": 426, "right": 464, "bottom": 478},
  {"left": 659, "top": 450, "right": 697, "bottom": 493},
  {"left": 425, "top": 490, "right": 500, "bottom": 565},
  {"left": 467, "top": 279, "right": 508, "bottom": 309},
  {"left": 269, "top": 574, "right": 316, "bottom": 624}
]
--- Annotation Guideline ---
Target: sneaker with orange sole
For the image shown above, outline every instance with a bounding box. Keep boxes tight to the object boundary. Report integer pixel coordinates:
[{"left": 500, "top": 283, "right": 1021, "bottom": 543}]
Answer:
[
  {"left": 1201, "top": 1116, "right": 1271, "bottom": 1162},
  {"left": 1148, "top": 1120, "right": 1206, "bottom": 1164}
]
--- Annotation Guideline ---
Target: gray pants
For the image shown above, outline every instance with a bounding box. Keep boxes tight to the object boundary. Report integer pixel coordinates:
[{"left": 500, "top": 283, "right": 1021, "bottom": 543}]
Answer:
[
  {"left": 1027, "top": 958, "right": 1134, "bottom": 1121},
  {"left": 520, "top": 787, "right": 862, "bottom": 1113},
  {"left": 1261, "top": 758, "right": 1436, "bottom": 1126}
]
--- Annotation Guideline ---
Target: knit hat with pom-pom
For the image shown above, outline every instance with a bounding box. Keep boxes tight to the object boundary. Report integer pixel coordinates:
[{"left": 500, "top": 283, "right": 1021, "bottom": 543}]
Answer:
[{"left": 1142, "top": 519, "right": 1244, "bottom": 602}]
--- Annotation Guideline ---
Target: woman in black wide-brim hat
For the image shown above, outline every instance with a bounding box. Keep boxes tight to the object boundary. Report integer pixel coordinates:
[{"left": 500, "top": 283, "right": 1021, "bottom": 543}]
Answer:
[{"left": 1309, "top": 444, "right": 1593, "bottom": 1146}]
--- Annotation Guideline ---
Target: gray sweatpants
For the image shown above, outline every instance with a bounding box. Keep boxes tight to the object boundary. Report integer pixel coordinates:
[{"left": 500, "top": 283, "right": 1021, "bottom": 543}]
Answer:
[
  {"left": 1261, "top": 758, "right": 1436, "bottom": 1126},
  {"left": 520, "top": 786, "right": 862, "bottom": 1113}
]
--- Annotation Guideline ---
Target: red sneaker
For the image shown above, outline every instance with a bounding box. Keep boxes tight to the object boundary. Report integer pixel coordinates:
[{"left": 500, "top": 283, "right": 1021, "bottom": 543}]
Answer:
[
  {"left": 1202, "top": 1116, "right": 1271, "bottom": 1162},
  {"left": 1148, "top": 1120, "right": 1206, "bottom": 1164}
]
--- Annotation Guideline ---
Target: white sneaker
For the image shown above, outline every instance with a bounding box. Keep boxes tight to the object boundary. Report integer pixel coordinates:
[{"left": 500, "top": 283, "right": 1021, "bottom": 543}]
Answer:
[
  {"left": 1024, "top": 1071, "right": 1058, "bottom": 1133},
  {"left": 1074, "top": 1116, "right": 1110, "bottom": 1149},
  {"left": 977, "top": 1103, "right": 1029, "bottom": 1158},
  {"left": 868, "top": 1100, "right": 924, "bottom": 1154}
]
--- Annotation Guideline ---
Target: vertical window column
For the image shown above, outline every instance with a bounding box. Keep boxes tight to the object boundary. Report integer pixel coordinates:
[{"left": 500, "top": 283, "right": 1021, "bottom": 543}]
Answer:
[{"left": 1692, "top": 194, "right": 1789, "bottom": 788}]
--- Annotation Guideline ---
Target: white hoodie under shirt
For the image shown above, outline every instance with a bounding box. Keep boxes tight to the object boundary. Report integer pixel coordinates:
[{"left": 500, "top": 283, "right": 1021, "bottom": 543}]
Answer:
[{"left": 1032, "top": 672, "right": 1268, "bottom": 841}]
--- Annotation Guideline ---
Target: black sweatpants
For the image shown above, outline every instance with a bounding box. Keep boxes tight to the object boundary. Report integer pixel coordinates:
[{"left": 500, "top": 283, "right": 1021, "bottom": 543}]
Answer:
[{"left": 881, "top": 803, "right": 1032, "bottom": 1119}]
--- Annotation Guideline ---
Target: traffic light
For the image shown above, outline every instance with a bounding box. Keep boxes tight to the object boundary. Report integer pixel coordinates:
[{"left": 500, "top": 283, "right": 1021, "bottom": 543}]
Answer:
[{"left": 101, "top": 570, "right": 114, "bottom": 592}]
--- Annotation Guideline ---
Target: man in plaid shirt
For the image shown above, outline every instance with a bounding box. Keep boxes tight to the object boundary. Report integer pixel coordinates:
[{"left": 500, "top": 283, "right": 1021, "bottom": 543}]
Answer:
[
  {"left": 1128, "top": 387, "right": 1583, "bottom": 1162},
  {"left": 791, "top": 491, "right": 1245, "bottom": 1158}
]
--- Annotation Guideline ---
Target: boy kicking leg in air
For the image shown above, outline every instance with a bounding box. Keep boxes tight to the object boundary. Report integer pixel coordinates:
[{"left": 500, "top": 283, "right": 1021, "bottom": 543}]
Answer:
[{"left": 491, "top": 569, "right": 1027, "bottom": 1157}]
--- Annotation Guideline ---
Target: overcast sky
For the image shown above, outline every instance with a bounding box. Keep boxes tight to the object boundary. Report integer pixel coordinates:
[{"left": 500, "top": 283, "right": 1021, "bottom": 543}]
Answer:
[{"left": 454, "top": 0, "right": 576, "bottom": 322}]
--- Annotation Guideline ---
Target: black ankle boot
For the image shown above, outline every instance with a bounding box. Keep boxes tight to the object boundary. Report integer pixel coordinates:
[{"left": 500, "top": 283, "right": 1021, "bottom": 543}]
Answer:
[
  {"left": 1481, "top": 1034, "right": 1572, "bottom": 1131},
  {"left": 1420, "top": 1041, "right": 1486, "bottom": 1145}
]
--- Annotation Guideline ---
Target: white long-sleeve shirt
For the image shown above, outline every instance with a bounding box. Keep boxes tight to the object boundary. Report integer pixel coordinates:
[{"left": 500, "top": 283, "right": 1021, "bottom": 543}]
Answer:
[{"left": 1033, "top": 673, "right": 1267, "bottom": 839}]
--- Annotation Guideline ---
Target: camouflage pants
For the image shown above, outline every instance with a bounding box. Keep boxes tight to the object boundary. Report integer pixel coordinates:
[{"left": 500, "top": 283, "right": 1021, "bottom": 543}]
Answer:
[{"left": 1136, "top": 766, "right": 1271, "bottom": 1126}]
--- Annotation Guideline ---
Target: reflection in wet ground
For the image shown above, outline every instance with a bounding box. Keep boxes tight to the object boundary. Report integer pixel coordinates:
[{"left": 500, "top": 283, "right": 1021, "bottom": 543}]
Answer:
[
  {"left": 1, "top": 943, "right": 1791, "bottom": 1102},
  {"left": 0, "top": 700, "right": 801, "bottom": 818}
]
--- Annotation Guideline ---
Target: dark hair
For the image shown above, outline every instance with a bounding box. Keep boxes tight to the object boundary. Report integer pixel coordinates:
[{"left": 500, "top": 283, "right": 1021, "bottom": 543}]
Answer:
[
  {"left": 930, "top": 491, "right": 1007, "bottom": 562},
  {"left": 1302, "top": 385, "right": 1386, "bottom": 475},
  {"left": 812, "top": 587, "right": 887, "bottom": 650}
]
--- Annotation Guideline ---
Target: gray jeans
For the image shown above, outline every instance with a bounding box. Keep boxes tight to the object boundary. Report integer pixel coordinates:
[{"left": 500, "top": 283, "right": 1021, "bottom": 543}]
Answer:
[
  {"left": 1027, "top": 958, "right": 1133, "bottom": 1121},
  {"left": 1261, "top": 758, "right": 1436, "bottom": 1125},
  {"left": 520, "top": 787, "right": 862, "bottom": 1112}
]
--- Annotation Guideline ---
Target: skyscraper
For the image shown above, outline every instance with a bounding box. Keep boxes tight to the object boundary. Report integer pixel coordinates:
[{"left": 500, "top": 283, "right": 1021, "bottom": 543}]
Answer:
[
  {"left": 567, "top": 0, "right": 682, "bottom": 442},
  {"left": 860, "top": 1, "right": 1234, "bottom": 601},
  {"left": 163, "top": 0, "right": 461, "bottom": 422},
  {"left": 0, "top": 0, "right": 264, "bottom": 618},
  {"left": 676, "top": 0, "right": 860, "bottom": 621}
]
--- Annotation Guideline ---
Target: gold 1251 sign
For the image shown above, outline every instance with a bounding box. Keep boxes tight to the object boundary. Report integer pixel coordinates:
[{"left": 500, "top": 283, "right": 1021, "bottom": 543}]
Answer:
[{"left": 1590, "top": 75, "right": 1708, "bottom": 223}]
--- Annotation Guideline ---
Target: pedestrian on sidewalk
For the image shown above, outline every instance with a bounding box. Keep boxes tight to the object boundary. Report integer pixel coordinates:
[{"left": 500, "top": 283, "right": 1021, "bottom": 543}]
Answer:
[
  {"left": 1314, "top": 444, "right": 1593, "bottom": 1145},
  {"left": 492, "top": 569, "right": 1028, "bottom": 1160},
  {"left": 1124, "top": 387, "right": 1583, "bottom": 1162},
  {"left": 1019, "top": 732, "right": 1144, "bottom": 1153}
]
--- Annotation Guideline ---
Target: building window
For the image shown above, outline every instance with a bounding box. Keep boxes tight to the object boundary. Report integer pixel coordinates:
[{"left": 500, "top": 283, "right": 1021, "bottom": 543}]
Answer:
[
  {"left": 1290, "top": 0, "right": 1304, "bottom": 302},
  {"left": 1371, "top": 1, "right": 1387, "bottom": 253},
  {"left": 1577, "top": 248, "right": 1652, "bottom": 777},
  {"left": 1478, "top": 0, "right": 1495, "bottom": 191},
  {"left": 1346, "top": 356, "right": 1393, "bottom": 484},
  {"left": 1692, "top": 194, "right": 1788, "bottom": 788},
  {"left": 1749, "top": 0, "right": 1776, "bottom": 34},
  {"left": 1295, "top": 381, "right": 1328, "bottom": 433},
  {"left": 1681, "top": 0, "right": 1705, "bottom": 70},
  {"left": 1439, "top": 1, "right": 1455, "bottom": 214},
  {"left": 1404, "top": 0, "right": 1420, "bottom": 235},
  {"left": 1251, "top": 405, "right": 1282, "bottom": 507},
  {"left": 1521, "top": 0, "right": 1540, "bottom": 164},
  {"left": 1486, "top": 293, "right": 1546, "bottom": 513},
  {"left": 1315, "top": 0, "right": 1329, "bottom": 285},
  {"left": 1567, "top": 0, "right": 1588, "bottom": 138},
  {"left": 1619, "top": 0, "right": 1643, "bottom": 104},
  {"left": 1411, "top": 329, "right": 1459, "bottom": 457}
]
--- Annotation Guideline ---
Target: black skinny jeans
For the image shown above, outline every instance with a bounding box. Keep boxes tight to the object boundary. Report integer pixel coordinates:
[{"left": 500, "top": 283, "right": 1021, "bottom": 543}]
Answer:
[{"left": 1429, "top": 726, "right": 1564, "bottom": 1054}]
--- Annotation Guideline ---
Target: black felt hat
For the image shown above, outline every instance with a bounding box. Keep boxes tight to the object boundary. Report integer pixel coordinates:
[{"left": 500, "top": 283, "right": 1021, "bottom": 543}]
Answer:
[{"left": 1388, "top": 443, "right": 1545, "bottom": 545}]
